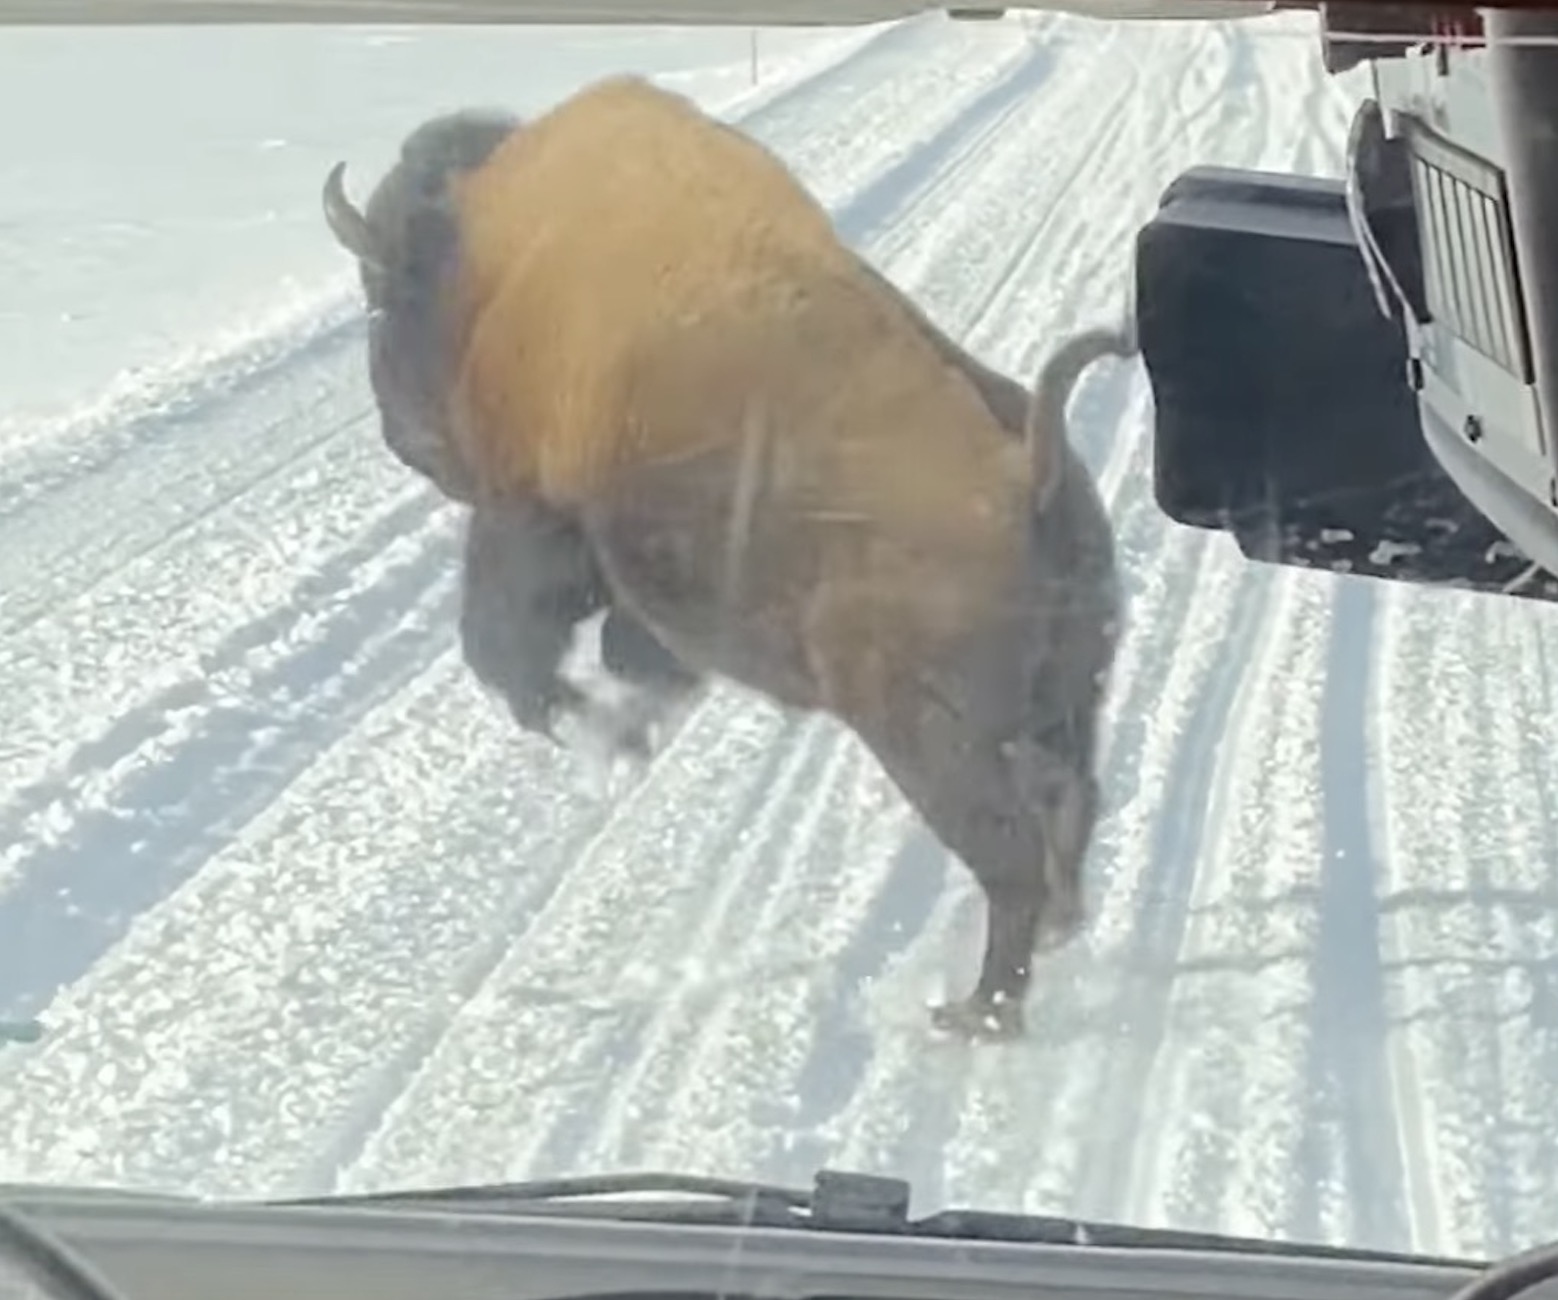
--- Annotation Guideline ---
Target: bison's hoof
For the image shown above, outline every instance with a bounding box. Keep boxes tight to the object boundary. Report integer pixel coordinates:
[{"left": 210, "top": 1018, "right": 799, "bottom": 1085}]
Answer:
[
  {"left": 506, "top": 700, "right": 563, "bottom": 745},
  {"left": 928, "top": 993, "right": 1024, "bottom": 1042}
]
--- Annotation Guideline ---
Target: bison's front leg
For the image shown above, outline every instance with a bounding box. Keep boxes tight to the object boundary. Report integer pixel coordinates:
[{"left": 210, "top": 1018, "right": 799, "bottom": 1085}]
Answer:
[
  {"left": 461, "top": 498, "right": 703, "bottom": 760},
  {"left": 459, "top": 497, "right": 608, "bottom": 741}
]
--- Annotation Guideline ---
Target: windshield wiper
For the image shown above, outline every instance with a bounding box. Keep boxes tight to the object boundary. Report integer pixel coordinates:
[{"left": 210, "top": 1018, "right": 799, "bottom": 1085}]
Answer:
[
  {"left": 281, "top": 1171, "right": 813, "bottom": 1227},
  {"left": 275, "top": 1168, "right": 1474, "bottom": 1269}
]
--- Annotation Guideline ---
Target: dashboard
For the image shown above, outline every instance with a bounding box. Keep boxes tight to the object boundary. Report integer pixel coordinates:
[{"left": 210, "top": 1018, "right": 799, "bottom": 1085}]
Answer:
[{"left": 3, "top": 1190, "right": 1488, "bottom": 1300}]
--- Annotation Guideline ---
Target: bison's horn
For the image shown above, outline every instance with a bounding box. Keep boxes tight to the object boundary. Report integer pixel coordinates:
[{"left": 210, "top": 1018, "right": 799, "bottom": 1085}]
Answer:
[{"left": 322, "top": 161, "right": 380, "bottom": 266}]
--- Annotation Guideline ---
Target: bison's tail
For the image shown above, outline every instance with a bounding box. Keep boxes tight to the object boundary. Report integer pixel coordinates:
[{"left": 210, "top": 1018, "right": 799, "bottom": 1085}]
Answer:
[{"left": 1024, "top": 311, "right": 1138, "bottom": 512}]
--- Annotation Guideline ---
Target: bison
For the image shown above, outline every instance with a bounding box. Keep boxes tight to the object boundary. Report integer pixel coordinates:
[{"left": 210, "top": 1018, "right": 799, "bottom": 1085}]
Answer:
[{"left": 321, "top": 74, "right": 1136, "bottom": 1041}]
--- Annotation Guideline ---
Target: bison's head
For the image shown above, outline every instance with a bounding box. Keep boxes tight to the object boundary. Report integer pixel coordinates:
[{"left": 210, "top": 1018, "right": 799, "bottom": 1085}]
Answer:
[{"left": 322, "top": 108, "right": 521, "bottom": 504}]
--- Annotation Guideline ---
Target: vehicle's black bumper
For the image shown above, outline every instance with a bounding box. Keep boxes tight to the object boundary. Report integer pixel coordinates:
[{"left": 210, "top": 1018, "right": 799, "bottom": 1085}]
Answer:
[{"left": 1133, "top": 162, "right": 1554, "bottom": 600}]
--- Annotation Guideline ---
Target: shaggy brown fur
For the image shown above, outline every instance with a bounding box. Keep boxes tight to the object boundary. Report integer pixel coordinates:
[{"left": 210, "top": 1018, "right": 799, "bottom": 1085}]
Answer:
[{"left": 322, "top": 74, "right": 1135, "bottom": 1041}]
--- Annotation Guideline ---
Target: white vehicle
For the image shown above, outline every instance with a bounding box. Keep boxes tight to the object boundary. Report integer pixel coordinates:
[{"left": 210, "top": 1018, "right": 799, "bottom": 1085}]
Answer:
[{"left": 1135, "top": 0, "right": 1558, "bottom": 607}]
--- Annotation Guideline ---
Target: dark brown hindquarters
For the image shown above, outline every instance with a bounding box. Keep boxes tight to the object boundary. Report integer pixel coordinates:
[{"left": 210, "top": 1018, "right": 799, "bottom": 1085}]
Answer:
[
  {"left": 875, "top": 299, "right": 1121, "bottom": 1042},
  {"left": 916, "top": 446, "right": 1119, "bottom": 1042},
  {"left": 585, "top": 432, "right": 1118, "bottom": 1044},
  {"left": 579, "top": 274, "right": 1121, "bottom": 1044}
]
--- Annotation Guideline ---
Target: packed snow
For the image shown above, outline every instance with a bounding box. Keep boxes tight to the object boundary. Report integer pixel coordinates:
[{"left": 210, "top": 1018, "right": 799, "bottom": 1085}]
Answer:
[{"left": 2, "top": 7, "right": 1557, "bottom": 1267}]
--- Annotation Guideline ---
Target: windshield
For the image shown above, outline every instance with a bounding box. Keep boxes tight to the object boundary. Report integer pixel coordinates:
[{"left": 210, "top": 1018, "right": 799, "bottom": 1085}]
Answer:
[{"left": 0, "top": 0, "right": 1553, "bottom": 1271}]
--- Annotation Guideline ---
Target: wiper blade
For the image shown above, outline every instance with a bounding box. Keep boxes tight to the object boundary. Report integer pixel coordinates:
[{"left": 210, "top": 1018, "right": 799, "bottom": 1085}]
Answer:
[
  {"left": 290, "top": 1170, "right": 809, "bottom": 1208},
  {"left": 275, "top": 1168, "right": 1475, "bottom": 1268},
  {"left": 281, "top": 1171, "right": 812, "bottom": 1228}
]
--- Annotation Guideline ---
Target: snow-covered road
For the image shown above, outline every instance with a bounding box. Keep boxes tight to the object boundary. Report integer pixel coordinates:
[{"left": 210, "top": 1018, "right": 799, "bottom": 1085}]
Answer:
[{"left": 2, "top": 9, "right": 1557, "bottom": 1266}]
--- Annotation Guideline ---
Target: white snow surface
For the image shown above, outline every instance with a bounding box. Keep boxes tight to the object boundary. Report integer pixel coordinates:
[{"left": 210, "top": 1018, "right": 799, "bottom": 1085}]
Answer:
[{"left": 1, "top": 7, "right": 1556, "bottom": 1266}]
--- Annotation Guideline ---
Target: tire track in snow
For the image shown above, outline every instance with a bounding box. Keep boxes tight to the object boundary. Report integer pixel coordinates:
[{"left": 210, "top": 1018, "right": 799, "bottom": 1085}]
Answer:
[
  {"left": 1292, "top": 575, "right": 1410, "bottom": 1252},
  {"left": 0, "top": 327, "right": 370, "bottom": 640},
  {"left": 943, "top": 38, "right": 1141, "bottom": 349},
  {"left": 1261, "top": 52, "right": 1420, "bottom": 1253},
  {"left": 864, "top": 41, "right": 1135, "bottom": 366},
  {"left": 1209, "top": 44, "right": 1494, "bottom": 1241},
  {"left": 1045, "top": 24, "right": 1322, "bottom": 1214},
  {"left": 1123, "top": 569, "right": 1329, "bottom": 1238},
  {"left": 584, "top": 737, "right": 912, "bottom": 1186},
  {"left": 743, "top": 14, "right": 1052, "bottom": 218},
  {"left": 303, "top": 692, "right": 814, "bottom": 1194},
  {"left": 395, "top": 718, "right": 885, "bottom": 1190},
  {"left": 1065, "top": 559, "right": 1277, "bottom": 1214},
  {"left": 1094, "top": 25, "right": 1422, "bottom": 1255},
  {"left": 0, "top": 493, "right": 459, "bottom": 1023},
  {"left": 326, "top": 692, "right": 816, "bottom": 1193},
  {"left": 1376, "top": 591, "right": 1512, "bottom": 1257},
  {"left": 1474, "top": 601, "right": 1558, "bottom": 1256},
  {"left": 0, "top": 295, "right": 363, "bottom": 529},
  {"left": 1366, "top": 584, "right": 1452, "bottom": 1258},
  {"left": 518, "top": 722, "right": 871, "bottom": 1179},
  {"left": 830, "top": 22, "right": 1068, "bottom": 248},
  {"left": 1370, "top": 582, "right": 1558, "bottom": 1259},
  {"left": 0, "top": 653, "right": 672, "bottom": 1196},
  {"left": 0, "top": 410, "right": 428, "bottom": 871},
  {"left": 856, "top": 16, "right": 1115, "bottom": 278}
]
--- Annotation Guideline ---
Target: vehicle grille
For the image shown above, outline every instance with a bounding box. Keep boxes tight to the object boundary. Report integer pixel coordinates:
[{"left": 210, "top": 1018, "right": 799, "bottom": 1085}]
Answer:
[{"left": 1400, "top": 112, "right": 1533, "bottom": 383}]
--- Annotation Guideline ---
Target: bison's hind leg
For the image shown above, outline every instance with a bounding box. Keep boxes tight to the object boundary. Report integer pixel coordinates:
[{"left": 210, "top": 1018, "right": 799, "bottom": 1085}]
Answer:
[
  {"left": 600, "top": 605, "right": 701, "bottom": 695},
  {"left": 923, "top": 730, "right": 1102, "bottom": 1044},
  {"left": 928, "top": 884, "right": 1043, "bottom": 1042}
]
